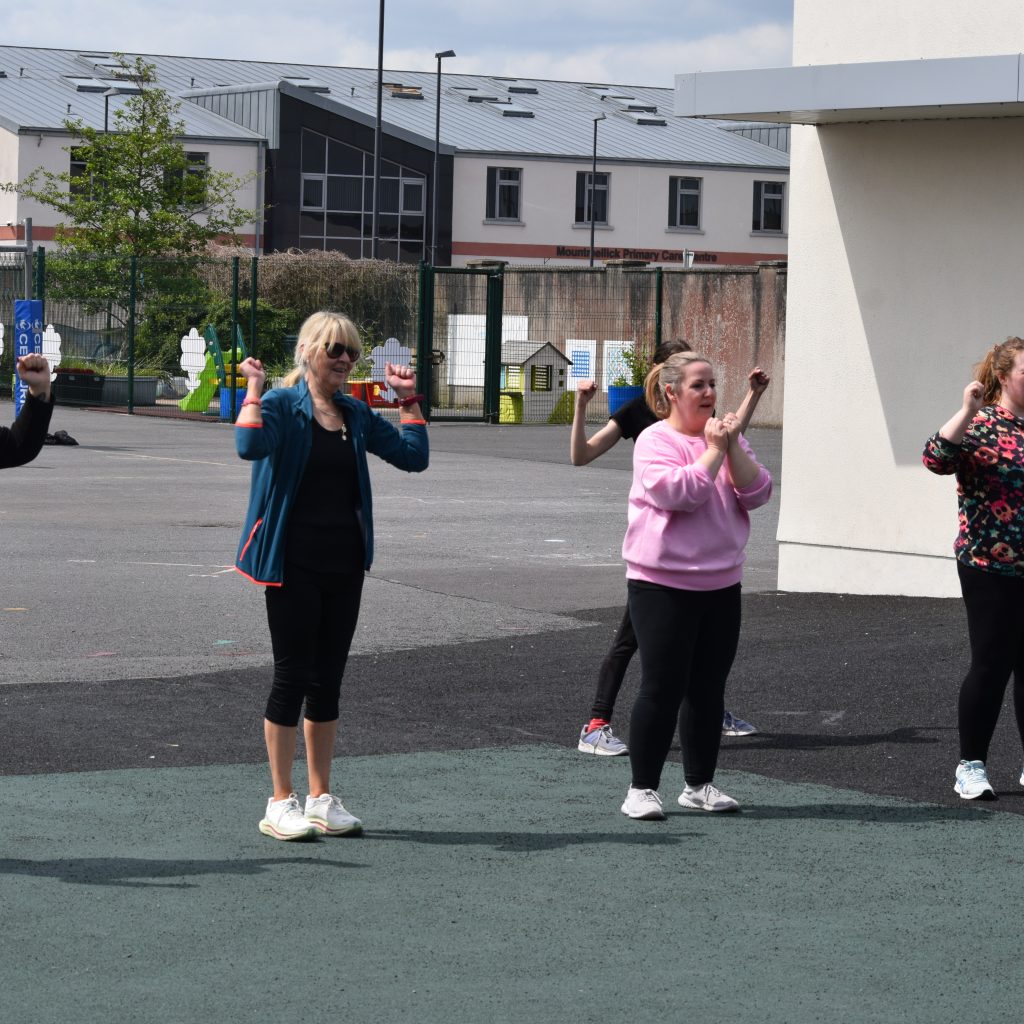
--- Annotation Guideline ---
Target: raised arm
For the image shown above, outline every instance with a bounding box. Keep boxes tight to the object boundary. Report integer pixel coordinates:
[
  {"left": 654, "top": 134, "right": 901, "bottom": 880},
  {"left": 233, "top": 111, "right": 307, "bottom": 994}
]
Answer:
[
  {"left": 735, "top": 366, "right": 770, "bottom": 434},
  {"left": 939, "top": 381, "right": 985, "bottom": 445},
  {"left": 570, "top": 379, "right": 623, "bottom": 465}
]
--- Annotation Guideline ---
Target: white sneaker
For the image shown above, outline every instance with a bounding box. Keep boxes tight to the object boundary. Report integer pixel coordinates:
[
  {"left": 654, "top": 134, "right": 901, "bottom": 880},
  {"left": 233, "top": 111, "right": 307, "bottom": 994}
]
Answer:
[
  {"left": 677, "top": 782, "right": 740, "bottom": 812},
  {"left": 954, "top": 760, "right": 996, "bottom": 800},
  {"left": 1020, "top": 766, "right": 1024, "bottom": 787},
  {"left": 305, "top": 793, "right": 363, "bottom": 836},
  {"left": 620, "top": 787, "right": 666, "bottom": 820},
  {"left": 259, "top": 793, "right": 318, "bottom": 840}
]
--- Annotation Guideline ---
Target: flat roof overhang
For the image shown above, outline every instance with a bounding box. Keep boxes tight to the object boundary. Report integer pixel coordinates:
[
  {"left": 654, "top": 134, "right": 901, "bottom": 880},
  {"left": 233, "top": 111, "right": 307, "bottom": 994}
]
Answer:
[{"left": 675, "top": 54, "right": 1024, "bottom": 125}]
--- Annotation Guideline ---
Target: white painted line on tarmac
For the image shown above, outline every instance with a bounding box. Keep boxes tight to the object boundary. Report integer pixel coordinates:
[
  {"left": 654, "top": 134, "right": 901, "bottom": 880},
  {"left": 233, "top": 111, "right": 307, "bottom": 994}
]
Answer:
[{"left": 100, "top": 452, "right": 237, "bottom": 468}]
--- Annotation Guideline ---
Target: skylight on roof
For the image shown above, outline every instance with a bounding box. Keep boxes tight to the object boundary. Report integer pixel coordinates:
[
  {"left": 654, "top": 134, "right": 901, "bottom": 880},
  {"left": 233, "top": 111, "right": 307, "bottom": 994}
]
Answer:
[
  {"left": 66, "top": 77, "right": 108, "bottom": 93},
  {"left": 622, "top": 110, "right": 667, "bottom": 126},
  {"left": 382, "top": 82, "right": 423, "bottom": 98},
  {"left": 493, "top": 79, "right": 539, "bottom": 95},
  {"left": 585, "top": 85, "right": 634, "bottom": 100},
  {"left": 500, "top": 104, "right": 535, "bottom": 118},
  {"left": 282, "top": 76, "right": 330, "bottom": 93}
]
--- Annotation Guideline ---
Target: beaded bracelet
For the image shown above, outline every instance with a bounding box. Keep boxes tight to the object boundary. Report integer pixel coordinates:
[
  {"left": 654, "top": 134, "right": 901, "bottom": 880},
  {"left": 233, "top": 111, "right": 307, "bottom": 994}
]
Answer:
[{"left": 241, "top": 397, "right": 262, "bottom": 408}]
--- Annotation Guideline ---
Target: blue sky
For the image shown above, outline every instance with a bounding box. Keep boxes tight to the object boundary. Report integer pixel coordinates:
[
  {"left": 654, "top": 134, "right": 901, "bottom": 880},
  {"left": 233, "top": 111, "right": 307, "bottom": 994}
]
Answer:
[{"left": 0, "top": 1, "right": 793, "bottom": 86}]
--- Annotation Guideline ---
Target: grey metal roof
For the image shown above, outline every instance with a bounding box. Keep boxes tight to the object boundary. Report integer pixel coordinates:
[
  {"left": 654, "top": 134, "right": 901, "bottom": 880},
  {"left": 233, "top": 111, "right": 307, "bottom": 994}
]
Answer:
[
  {"left": 0, "top": 44, "right": 788, "bottom": 170},
  {"left": 501, "top": 341, "right": 571, "bottom": 366},
  {"left": 0, "top": 54, "right": 262, "bottom": 140}
]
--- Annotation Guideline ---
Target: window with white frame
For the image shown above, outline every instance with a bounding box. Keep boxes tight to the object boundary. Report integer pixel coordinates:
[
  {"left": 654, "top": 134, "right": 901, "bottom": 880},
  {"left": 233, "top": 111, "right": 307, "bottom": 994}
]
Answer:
[
  {"left": 485, "top": 167, "right": 521, "bottom": 221},
  {"left": 167, "top": 151, "right": 209, "bottom": 204},
  {"left": 752, "top": 180, "right": 785, "bottom": 233},
  {"left": 575, "top": 171, "right": 609, "bottom": 225},
  {"left": 668, "top": 176, "right": 701, "bottom": 229},
  {"left": 69, "top": 148, "right": 92, "bottom": 197},
  {"left": 301, "top": 174, "right": 326, "bottom": 210}
]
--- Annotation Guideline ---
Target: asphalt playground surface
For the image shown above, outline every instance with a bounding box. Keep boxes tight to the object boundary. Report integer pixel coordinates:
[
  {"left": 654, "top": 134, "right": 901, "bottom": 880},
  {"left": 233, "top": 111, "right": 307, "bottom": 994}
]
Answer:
[{"left": 2, "top": 402, "right": 1023, "bottom": 1023}]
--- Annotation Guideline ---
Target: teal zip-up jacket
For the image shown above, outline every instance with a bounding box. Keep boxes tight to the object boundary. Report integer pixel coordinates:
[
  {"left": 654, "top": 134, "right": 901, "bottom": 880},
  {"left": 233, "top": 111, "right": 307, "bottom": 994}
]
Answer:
[{"left": 234, "top": 378, "right": 429, "bottom": 586}]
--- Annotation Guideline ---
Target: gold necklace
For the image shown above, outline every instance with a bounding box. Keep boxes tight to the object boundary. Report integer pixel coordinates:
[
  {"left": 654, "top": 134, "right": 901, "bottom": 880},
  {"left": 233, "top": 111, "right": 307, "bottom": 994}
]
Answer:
[{"left": 312, "top": 399, "right": 347, "bottom": 440}]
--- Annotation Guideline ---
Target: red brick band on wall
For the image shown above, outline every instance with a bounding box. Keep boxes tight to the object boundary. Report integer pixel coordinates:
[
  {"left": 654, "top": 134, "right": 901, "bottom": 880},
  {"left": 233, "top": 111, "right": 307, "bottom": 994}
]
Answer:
[{"left": 452, "top": 240, "right": 786, "bottom": 265}]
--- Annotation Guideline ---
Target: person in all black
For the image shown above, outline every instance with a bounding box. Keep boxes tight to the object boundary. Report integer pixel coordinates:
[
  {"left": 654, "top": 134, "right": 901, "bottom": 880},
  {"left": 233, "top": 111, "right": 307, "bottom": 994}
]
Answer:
[
  {"left": 923, "top": 336, "right": 1024, "bottom": 801},
  {"left": 1, "top": 354, "right": 54, "bottom": 468},
  {"left": 569, "top": 340, "right": 769, "bottom": 755}
]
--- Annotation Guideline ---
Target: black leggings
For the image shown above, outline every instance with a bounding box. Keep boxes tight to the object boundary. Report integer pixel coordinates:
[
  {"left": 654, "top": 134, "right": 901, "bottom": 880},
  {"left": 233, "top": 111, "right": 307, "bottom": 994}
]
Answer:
[
  {"left": 627, "top": 580, "right": 741, "bottom": 791},
  {"left": 956, "top": 561, "right": 1024, "bottom": 762},
  {"left": 590, "top": 604, "right": 637, "bottom": 720},
  {"left": 264, "top": 563, "right": 365, "bottom": 727}
]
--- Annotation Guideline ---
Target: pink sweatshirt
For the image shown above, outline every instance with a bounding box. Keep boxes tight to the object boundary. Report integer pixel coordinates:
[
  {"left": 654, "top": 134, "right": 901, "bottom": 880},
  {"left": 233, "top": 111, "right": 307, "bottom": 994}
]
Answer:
[{"left": 623, "top": 420, "right": 773, "bottom": 591}]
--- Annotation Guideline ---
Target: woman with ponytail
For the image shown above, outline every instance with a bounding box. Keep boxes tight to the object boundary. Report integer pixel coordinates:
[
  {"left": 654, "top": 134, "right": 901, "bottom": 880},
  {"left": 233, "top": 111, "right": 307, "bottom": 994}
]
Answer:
[
  {"left": 923, "top": 336, "right": 1024, "bottom": 801},
  {"left": 618, "top": 351, "right": 772, "bottom": 819},
  {"left": 570, "top": 342, "right": 769, "bottom": 756}
]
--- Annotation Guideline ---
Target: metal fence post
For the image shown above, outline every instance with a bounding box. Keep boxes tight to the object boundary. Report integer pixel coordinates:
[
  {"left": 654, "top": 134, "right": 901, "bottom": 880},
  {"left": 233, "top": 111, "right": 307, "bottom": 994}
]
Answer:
[
  {"left": 483, "top": 267, "right": 504, "bottom": 423},
  {"left": 416, "top": 261, "right": 434, "bottom": 419},
  {"left": 35, "top": 247, "right": 45, "bottom": 309},
  {"left": 654, "top": 266, "right": 663, "bottom": 353},
  {"left": 249, "top": 256, "right": 258, "bottom": 360},
  {"left": 230, "top": 256, "right": 240, "bottom": 421},
  {"left": 127, "top": 256, "right": 137, "bottom": 414}
]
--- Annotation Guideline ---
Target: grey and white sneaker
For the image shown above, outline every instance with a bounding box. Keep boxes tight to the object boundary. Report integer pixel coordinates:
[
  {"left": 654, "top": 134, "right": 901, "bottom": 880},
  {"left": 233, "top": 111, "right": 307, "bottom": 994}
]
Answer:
[
  {"left": 259, "top": 793, "right": 318, "bottom": 840},
  {"left": 578, "top": 724, "right": 629, "bottom": 756},
  {"left": 954, "top": 760, "right": 996, "bottom": 800},
  {"left": 305, "top": 793, "right": 363, "bottom": 836},
  {"left": 1020, "top": 766, "right": 1024, "bottom": 787},
  {"left": 620, "top": 787, "right": 666, "bottom": 820},
  {"left": 677, "top": 783, "right": 740, "bottom": 812},
  {"left": 722, "top": 711, "right": 758, "bottom": 737}
]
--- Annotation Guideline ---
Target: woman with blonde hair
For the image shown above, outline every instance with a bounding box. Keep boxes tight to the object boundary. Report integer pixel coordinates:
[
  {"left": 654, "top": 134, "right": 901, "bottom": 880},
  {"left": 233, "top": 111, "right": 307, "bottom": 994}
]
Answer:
[
  {"left": 234, "top": 311, "right": 428, "bottom": 839},
  {"left": 923, "top": 336, "right": 1024, "bottom": 801},
  {"left": 619, "top": 351, "right": 772, "bottom": 819}
]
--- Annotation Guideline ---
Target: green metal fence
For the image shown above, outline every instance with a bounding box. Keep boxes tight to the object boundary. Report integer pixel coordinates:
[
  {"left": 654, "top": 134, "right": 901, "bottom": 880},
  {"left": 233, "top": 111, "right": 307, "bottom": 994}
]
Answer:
[{"left": 29, "top": 251, "right": 776, "bottom": 424}]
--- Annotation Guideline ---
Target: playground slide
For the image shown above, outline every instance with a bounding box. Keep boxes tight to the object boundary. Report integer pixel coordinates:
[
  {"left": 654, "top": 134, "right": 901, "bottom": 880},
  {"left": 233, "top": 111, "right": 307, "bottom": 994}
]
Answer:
[{"left": 178, "top": 354, "right": 220, "bottom": 412}]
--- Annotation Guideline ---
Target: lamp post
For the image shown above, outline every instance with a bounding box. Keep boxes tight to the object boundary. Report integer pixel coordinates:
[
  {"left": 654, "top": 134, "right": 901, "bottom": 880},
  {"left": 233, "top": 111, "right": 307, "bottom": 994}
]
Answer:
[
  {"left": 371, "top": 0, "right": 385, "bottom": 259},
  {"left": 589, "top": 114, "right": 606, "bottom": 267},
  {"left": 431, "top": 49, "right": 456, "bottom": 267},
  {"left": 103, "top": 87, "right": 121, "bottom": 133}
]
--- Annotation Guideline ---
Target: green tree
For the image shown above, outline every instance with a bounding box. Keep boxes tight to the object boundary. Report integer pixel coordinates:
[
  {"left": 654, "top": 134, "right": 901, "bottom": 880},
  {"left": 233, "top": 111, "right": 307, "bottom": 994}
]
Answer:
[{"left": 3, "top": 55, "right": 258, "bottom": 361}]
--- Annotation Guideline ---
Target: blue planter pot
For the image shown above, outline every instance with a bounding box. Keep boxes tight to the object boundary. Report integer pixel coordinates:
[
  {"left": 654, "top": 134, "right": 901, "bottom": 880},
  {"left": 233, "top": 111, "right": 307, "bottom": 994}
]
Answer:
[{"left": 608, "top": 384, "right": 643, "bottom": 415}]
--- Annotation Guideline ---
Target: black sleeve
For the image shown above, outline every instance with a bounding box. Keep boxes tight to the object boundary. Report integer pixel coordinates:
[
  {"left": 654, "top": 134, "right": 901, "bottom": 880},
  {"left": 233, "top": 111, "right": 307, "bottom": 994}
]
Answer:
[
  {"left": 610, "top": 395, "right": 657, "bottom": 441},
  {"left": 0, "top": 393, "right": 55, "bottom": 469}
]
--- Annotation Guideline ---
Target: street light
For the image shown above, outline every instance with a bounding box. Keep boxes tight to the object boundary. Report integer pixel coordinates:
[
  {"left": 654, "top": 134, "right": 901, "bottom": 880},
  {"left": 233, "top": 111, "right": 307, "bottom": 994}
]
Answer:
[
  {"left": 589, "top": 114, "right": 606, "bottom": 268},
  {"left": 102, "top": 85, "right": 138, "bottom": 133},
  {"left": 431, "top": 49, "right": 456, "bottom": 266},
  {"left": 371, "top": 0, "right": 385, "bottom": 259}
]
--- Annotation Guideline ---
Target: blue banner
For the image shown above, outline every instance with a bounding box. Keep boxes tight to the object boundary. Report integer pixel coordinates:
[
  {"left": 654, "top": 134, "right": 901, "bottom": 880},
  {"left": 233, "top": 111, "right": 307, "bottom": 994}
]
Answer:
[{"left": 13, "top": 299, "right": 43, "bottom": 416}]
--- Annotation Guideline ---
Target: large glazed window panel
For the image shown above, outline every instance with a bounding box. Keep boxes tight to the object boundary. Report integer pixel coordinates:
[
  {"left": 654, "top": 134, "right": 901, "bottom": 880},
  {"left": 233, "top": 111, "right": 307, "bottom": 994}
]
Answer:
[
  {"left": 752, "top": 180, "right": 785, "bottom": 233},
  {"left": 327, "top": 176, "right": 363, "bottom": 212},
  {"left": 575, "top": 172, "right": 609, "bottom": 225},
  {"left": 301, "top": 129, "right": 326, "bottom": 173},
  {"left": 328, "top": 139, "right": 363, "bottom": 174},
  {"left": 301, "top": 176, "right": 325, "bottom": 211}
]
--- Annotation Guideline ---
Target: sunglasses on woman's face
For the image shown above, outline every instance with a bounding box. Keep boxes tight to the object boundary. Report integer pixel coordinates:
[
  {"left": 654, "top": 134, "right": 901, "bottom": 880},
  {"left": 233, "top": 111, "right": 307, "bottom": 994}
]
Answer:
[{"left": 324, "top": 341, "right": 361, "bottom": 361}]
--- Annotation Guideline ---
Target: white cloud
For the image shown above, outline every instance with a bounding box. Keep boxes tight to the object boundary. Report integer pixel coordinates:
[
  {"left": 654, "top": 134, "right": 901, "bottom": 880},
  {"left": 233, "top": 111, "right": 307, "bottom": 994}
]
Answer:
[{"left": 0, "top": 2, "right": 792, "bottom": 85}]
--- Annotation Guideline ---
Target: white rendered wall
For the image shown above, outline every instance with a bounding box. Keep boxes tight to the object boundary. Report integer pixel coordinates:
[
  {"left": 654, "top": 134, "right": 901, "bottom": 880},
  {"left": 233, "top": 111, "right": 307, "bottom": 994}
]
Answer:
[
  {"left": 7, "top": 134, "right": 260, "bottom": 240},
  {"left": 780, "top": 0, "right": 1024, "bottom": 595},
  {"left": 451, "top": 154, "right": 788, "bottom": 266}
]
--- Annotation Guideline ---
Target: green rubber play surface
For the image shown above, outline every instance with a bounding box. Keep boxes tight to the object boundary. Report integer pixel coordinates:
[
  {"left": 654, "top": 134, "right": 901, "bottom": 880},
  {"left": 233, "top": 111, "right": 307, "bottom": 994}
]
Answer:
[{"left": 2, "top": 745, "right": 1021, "bottom": 1023}]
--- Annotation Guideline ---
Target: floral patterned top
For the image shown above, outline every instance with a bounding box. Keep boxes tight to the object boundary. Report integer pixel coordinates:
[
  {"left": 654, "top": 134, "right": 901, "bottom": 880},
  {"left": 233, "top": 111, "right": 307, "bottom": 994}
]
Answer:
[{"left": 922, "top": 405, "right": 1024, "bottom": 576}]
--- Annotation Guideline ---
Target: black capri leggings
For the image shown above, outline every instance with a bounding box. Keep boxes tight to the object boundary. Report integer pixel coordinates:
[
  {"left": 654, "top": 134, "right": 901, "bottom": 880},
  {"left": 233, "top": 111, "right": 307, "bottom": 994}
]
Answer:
[
  {"left": 627, "top": 579, "right": 741, "bottom": 791},
  {"left": 264, "top": 563, "right": 365, "bottom": 727},
  {"left": 956, "top": 560, "right": 1024, "bottom": 762}
]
